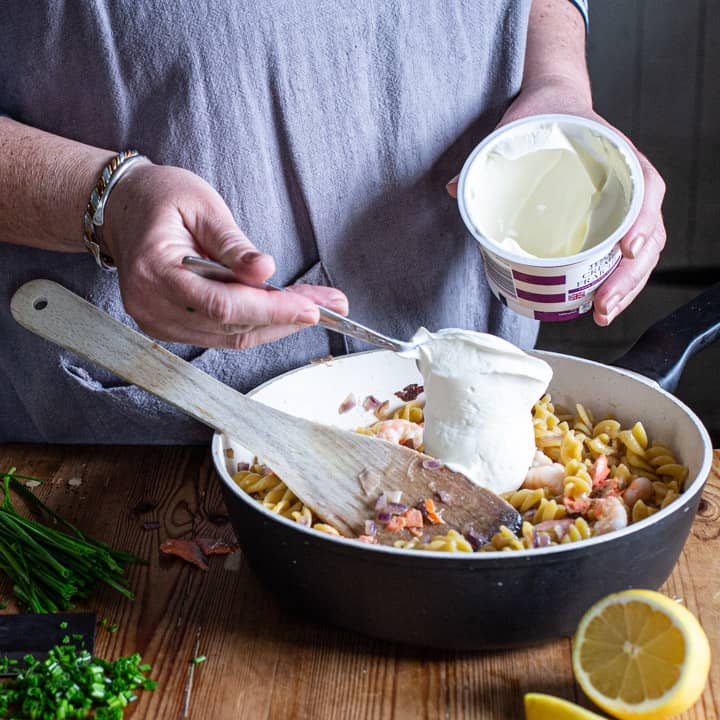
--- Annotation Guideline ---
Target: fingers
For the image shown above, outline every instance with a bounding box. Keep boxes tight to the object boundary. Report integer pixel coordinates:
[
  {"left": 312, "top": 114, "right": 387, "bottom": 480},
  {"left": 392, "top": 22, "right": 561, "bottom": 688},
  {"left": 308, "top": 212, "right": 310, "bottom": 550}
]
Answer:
[
  {"left": 619, "top": 153, "right": 666, "bottom": 260},
  {"left": 128, "top": 264, "right": 350, "bottom": 348},
  {"left": 142, "top": 318, "right": 309, "bottom": 350},
  {"left": 594, "top": 152, "right": 666, "bottom": 326},
  {"left": 446, "top": 175, "right": 459, "bottom": 199},
  {"left": 173, "top": 268, "right": 323, "bottom": 328},
  {"left": 287, "top": 284, "right": 349, "bottom": 315},
  {"left": 593, "top": 220, "right": 666, "bottom": 326}
]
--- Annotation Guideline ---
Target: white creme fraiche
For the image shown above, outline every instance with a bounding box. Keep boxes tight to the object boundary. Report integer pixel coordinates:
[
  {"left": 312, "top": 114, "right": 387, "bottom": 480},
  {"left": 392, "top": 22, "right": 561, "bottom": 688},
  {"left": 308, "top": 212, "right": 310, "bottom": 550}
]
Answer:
[
  {"left": 406, "top": 328, "right": 552, "bottom": 495},
  {"left": 463, "top": 122, "right": 632, "bottom": 258}
]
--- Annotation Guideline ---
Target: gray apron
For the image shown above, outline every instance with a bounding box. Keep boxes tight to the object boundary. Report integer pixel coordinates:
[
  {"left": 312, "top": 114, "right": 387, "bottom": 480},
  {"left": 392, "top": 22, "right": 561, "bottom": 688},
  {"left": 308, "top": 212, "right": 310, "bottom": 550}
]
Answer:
[{"left": 0, "top": 0, "right": 537, "bottom": 443}]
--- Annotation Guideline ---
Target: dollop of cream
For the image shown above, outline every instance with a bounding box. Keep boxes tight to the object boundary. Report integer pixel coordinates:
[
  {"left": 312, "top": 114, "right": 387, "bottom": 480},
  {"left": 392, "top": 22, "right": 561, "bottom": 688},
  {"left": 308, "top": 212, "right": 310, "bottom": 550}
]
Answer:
[
  {"left": 403, "top": 328, "right": 552, "bottom": 495},
  {"left": 463, "top": 122, "right": 632, "bottom": 258}
]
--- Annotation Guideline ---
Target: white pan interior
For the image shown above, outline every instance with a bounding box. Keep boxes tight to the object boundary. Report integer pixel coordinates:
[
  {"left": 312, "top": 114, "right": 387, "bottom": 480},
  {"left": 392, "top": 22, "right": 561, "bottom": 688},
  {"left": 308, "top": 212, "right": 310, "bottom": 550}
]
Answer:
[{"left": 213, "top": 350, "right": 712, "bottom": 556}]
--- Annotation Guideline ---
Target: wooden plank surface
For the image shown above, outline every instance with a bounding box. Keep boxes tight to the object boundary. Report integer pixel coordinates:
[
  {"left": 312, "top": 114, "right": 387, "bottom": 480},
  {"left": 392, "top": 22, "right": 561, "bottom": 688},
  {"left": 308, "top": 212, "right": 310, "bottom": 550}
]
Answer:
[{"left": 0, "top": 444, "right": 718, "bottom": 719}]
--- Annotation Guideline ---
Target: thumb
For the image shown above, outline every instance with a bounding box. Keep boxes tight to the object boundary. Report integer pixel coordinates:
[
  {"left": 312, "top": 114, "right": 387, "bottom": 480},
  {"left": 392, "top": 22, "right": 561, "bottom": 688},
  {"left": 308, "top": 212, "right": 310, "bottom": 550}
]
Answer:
[
  {"left": 196, "top": 210, "right": 275, "bottom": 284},
  {"left": 211, "top": 228, "right": 276, "bottom": 284}
]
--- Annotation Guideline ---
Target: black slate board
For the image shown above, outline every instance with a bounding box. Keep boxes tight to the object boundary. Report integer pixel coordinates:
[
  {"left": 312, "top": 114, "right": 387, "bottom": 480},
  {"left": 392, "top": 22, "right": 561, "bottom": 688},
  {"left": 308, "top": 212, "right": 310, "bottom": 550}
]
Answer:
[{"left": 0, "top": 613, "right": 96, "bottom": 676}]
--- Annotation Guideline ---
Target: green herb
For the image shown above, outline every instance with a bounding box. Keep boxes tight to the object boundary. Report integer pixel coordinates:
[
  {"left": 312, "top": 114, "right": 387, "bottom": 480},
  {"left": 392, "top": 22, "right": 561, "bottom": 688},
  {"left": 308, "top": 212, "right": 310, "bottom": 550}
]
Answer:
[
  {"left": 0, "top": 468, "right": 144, "bottom": 613},
  {"left": 191, "top": 655, "right": 206, "bottom": 664},
  {"left": 0, "top": 636, "right": 156, "bottom": 719},
  {"left": 59, "top": 621, "right": 68, "bottom": 629},
  {"left": 109, "top": 623, "right": 119, "bottom": 633}
]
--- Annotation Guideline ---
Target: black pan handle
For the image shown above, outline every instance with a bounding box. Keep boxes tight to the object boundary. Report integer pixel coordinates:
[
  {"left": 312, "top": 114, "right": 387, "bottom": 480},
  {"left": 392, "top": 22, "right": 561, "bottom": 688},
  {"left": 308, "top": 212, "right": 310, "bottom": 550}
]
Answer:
[{"left": 612, "top": 282, "right": 720, "bottom": 393}]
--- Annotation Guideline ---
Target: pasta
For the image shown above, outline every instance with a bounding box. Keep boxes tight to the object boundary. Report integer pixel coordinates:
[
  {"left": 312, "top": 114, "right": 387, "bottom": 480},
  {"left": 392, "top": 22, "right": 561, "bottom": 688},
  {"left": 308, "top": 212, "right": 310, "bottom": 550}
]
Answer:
[{"left": 231, "top": 392, "right": 689, "bottom": 553}]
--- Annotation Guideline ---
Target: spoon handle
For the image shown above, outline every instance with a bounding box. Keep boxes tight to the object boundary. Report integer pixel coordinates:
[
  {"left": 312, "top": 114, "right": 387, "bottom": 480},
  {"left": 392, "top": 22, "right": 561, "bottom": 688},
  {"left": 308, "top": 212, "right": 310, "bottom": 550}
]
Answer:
[{"left": 181, "top": 256, "right": 411, "bottom": 353}]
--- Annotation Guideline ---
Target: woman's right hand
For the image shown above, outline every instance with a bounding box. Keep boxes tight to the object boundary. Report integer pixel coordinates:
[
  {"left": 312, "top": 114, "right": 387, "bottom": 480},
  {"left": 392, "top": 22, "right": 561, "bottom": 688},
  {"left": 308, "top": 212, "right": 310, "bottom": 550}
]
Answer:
[{"left": 102, "top": 162, "right": 348, "bottom": 349}]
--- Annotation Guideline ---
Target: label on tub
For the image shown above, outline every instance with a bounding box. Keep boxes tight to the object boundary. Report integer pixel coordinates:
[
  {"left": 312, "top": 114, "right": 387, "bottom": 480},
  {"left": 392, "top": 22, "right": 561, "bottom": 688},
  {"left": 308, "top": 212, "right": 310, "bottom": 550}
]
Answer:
[{"left": 480, "top": 246, "right": 622, "bottom": 321}]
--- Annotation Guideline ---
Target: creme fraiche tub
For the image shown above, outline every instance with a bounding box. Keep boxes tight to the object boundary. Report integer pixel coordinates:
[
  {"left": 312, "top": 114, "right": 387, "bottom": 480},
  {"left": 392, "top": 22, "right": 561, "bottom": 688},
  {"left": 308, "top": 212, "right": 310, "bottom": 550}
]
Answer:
[{"left": 457, "top": 114, "right": 644, "bottom": 321}]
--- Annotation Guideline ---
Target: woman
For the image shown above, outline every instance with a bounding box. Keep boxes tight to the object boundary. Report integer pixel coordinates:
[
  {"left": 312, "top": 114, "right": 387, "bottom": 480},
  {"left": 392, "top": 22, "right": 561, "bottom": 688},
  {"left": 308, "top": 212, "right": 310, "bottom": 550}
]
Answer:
[{"left": 0, "top": 0, "right": 665, "bottom": 442}]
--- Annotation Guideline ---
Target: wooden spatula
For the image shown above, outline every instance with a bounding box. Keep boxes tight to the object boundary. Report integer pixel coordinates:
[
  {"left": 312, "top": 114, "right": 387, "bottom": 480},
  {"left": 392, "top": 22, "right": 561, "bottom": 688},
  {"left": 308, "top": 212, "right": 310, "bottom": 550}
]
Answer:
[{"left": 11, "top": 280, "right": 519, "bottom": 545}]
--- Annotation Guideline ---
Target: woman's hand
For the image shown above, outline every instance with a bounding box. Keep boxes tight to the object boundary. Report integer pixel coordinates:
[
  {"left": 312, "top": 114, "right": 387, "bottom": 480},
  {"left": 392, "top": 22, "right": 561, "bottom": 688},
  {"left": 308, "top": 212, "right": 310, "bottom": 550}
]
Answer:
[
  {"left": 447, "top": 77, "right": 667, "bottom": 327},
  {"left": 103, "top": 162, "right": 348, "bottom": 348}
]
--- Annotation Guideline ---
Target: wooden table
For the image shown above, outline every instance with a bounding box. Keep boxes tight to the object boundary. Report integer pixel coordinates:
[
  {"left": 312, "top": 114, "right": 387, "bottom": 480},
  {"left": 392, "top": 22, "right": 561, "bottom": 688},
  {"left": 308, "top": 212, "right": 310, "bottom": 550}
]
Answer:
[{"left": 0, "top": 444, "right": 717, "bottom": 720}]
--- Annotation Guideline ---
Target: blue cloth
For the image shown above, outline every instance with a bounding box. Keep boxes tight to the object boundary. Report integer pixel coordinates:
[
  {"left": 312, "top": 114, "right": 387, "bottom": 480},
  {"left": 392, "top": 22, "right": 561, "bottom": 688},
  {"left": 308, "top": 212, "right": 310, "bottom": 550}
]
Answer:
[{"left": 0, "top": 0, "right": 539, "bottom": 443}]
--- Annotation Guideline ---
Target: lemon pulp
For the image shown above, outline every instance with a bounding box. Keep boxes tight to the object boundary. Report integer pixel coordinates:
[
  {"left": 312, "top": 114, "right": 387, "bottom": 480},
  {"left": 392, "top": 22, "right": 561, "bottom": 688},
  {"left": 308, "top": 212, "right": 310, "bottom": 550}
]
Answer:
[{"left": 572, "top": 589, "right": 711, "bottom": 720}]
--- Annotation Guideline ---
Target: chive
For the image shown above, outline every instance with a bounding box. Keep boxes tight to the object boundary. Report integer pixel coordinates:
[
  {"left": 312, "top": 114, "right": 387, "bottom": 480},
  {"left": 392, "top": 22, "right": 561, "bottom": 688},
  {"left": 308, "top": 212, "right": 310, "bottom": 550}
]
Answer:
[
  {"left": 191, "top": 655, "right": 207, "bottom": 664},
  {"left": 59, "top": 621, "right": 68, "bottom": 629},
  {"left": 109, "top": 623, "right": 119, "bottom": 633},
  {"left": 0, "top": 643, "right": 157, "bottom": 717},
  {"left": 0, "top": 470, "right": 144, "bottom": 613}
]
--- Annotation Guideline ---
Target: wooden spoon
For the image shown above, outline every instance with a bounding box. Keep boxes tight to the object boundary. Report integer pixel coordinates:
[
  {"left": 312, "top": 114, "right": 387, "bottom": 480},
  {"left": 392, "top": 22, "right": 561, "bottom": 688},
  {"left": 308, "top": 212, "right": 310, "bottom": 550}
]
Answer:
[{"left": 11, "top": 280, "right": 520, "bottom": 545}]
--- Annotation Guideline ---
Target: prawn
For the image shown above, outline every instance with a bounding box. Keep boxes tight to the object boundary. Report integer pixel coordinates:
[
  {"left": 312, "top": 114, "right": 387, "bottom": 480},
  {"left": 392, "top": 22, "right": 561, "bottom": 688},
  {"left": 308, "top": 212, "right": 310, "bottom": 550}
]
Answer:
[
  {"left": 522, "top": 450, "right": 565, "bottom": 496},
  {"left": 373, "top": 419, "right": 423, "bottom": 449},
  {"left": 622, "top": 476, "right": 654, "bottom": 508},
  {"left": 591, "top": 495, "right": 628, "bottom": 535}
]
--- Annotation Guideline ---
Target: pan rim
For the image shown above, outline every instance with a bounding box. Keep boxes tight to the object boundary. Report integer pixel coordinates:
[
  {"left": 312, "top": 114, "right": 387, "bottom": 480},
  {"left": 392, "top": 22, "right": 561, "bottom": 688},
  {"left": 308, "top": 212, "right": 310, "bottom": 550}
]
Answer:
[{"left": 213, "top": 349, "right": 713, "bottom": 561}]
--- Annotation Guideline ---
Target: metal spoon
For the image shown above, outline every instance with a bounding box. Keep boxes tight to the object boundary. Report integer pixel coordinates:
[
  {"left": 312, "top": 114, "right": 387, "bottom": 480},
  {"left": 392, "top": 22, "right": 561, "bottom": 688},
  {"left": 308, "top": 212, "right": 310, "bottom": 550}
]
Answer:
[{"left": 181, "top": 256, "right": 418, "bottom": 353}]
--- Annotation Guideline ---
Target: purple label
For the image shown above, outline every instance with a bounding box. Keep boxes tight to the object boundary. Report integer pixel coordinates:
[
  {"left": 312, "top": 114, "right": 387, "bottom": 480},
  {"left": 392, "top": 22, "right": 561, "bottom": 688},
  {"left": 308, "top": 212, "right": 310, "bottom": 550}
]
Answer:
[
  {"left": 512, "top": 270, "right": 566, "bottom": 286},
  {"left": 516, "top": 288, "right": 566, "bottom": 303}
]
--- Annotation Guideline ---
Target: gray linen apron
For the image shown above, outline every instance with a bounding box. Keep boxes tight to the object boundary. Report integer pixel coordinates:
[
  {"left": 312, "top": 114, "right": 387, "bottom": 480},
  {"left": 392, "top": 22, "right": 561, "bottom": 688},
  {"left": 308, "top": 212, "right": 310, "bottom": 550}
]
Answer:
[{"left": 0, "top": 0, "right": 537, "bottom": 443}]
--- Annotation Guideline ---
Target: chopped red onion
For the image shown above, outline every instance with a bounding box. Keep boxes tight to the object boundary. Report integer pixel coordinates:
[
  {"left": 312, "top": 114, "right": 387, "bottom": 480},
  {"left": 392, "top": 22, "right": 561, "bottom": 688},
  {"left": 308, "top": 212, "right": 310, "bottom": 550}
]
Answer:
[
  {"left": 394, "top": 383, "right": 424, "bottom": 402},
  {"left": 364, "top": 520, "right": 377, "bottom": 537},
  {"left": 422, "top": 458, "right": 443, "bottom": 470},
  {"left": 374, "top": 493, "right": 388, "bottom": 512},
  {"left": 386, "top": 502, "right": 408, "bottom": 515},
  {"left": 465, "top": 527, "right": 486, "bottom": 551},
  {"left": 362, "top": 395, "right": 382, "bottom": 411},
  {"left": 236, "top": 462, "right": 250, "bottom": 472},
  {"left": 436, "top": 489, "right": 452, "bottom": 505},
  {"left": 386, "top": 489, "right": 403, "bottom": 504},
  {"left": 338, "top": 393, "right": 357, "bottom": 414},
  {"left": 533, "top": 518, "right": 573, "bottom": 538},
  {"left": 534, "top": 531, "right": 552, "bottom": 548},
  {"left": 376, "top": 511, "right": 393, "bottom": 524}
]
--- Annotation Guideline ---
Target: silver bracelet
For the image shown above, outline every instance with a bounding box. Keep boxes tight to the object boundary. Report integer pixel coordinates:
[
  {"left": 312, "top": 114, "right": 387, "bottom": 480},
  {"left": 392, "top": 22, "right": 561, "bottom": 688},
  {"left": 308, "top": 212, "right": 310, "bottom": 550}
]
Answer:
[{"left": 83, "top": 150, "right": 149, "bottom": 270}]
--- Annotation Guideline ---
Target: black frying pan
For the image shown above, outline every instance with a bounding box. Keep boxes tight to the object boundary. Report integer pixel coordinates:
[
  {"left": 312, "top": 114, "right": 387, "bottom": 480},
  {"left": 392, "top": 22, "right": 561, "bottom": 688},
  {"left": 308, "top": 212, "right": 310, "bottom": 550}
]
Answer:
[{"left": 213, "top": 285, "right": 720, "bottom": 648}]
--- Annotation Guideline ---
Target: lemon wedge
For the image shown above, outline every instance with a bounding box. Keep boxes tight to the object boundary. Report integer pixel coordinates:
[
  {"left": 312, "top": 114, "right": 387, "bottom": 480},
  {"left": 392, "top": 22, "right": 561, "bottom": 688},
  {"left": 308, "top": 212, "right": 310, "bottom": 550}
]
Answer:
[
  {"left": 525, "top": 693, "right": 608, "bottom": 719},
  {"left": 572, "top": 589, "right": 711, "bottom": 720}
]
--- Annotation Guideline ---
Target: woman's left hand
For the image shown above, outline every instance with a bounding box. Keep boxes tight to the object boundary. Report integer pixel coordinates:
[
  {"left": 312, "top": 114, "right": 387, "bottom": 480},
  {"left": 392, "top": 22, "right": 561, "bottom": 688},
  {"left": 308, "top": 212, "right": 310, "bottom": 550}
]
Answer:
[{"left": 446, "top": 78, "right": 667, "bottom": 326}]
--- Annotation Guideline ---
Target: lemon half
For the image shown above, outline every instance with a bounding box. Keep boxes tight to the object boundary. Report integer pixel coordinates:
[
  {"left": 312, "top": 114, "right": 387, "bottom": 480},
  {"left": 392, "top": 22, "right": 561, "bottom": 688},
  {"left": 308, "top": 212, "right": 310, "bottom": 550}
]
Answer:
[
  {"left": 525, "top": 693, "right": 608, "bottom": 719},
  {"left": 572, "top": 589, "right": 711, "bottom": 720}
]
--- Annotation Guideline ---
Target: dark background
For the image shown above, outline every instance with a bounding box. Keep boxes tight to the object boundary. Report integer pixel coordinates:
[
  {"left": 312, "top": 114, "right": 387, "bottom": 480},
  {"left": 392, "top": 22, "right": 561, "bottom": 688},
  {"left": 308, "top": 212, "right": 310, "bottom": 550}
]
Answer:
[{"left": 536, "top": 0, "right": 720, "bottom": 444}]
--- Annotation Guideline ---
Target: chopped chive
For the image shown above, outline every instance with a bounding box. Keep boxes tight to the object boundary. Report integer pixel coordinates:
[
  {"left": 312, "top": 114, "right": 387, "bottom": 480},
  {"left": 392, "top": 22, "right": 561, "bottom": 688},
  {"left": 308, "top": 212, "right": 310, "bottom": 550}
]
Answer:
[
  {"left": 0, "top": 643, "right": 156, "bottom": 716},
  {"left": 59, "top": 621, "right": 68, "bottom": 629},
  {"left": 191, "top": 655, "right": 207, "bottom": 664}
]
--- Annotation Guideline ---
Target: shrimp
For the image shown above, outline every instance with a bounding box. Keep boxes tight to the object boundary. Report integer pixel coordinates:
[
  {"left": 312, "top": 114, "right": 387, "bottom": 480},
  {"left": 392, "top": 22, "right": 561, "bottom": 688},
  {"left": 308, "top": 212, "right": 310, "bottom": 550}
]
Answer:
[
  {"left": 623, "top": 476, "right": 654, "bottom": 508},
  {"left": 522, "top": 451, "right": 565, "bottom": 497},
  {"left": 373, "top": 419, "right": 423, "bottom": 449},
  {"left": 591, "top": 496, "right": 628, "bottom": 535}
]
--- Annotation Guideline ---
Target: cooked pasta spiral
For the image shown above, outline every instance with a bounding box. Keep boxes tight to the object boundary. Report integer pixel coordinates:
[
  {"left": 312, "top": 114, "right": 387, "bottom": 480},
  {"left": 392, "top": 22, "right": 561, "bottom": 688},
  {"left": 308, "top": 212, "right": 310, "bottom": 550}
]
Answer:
[{"left": 232, "top": 392, "right": 689, "bottom": 554}]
